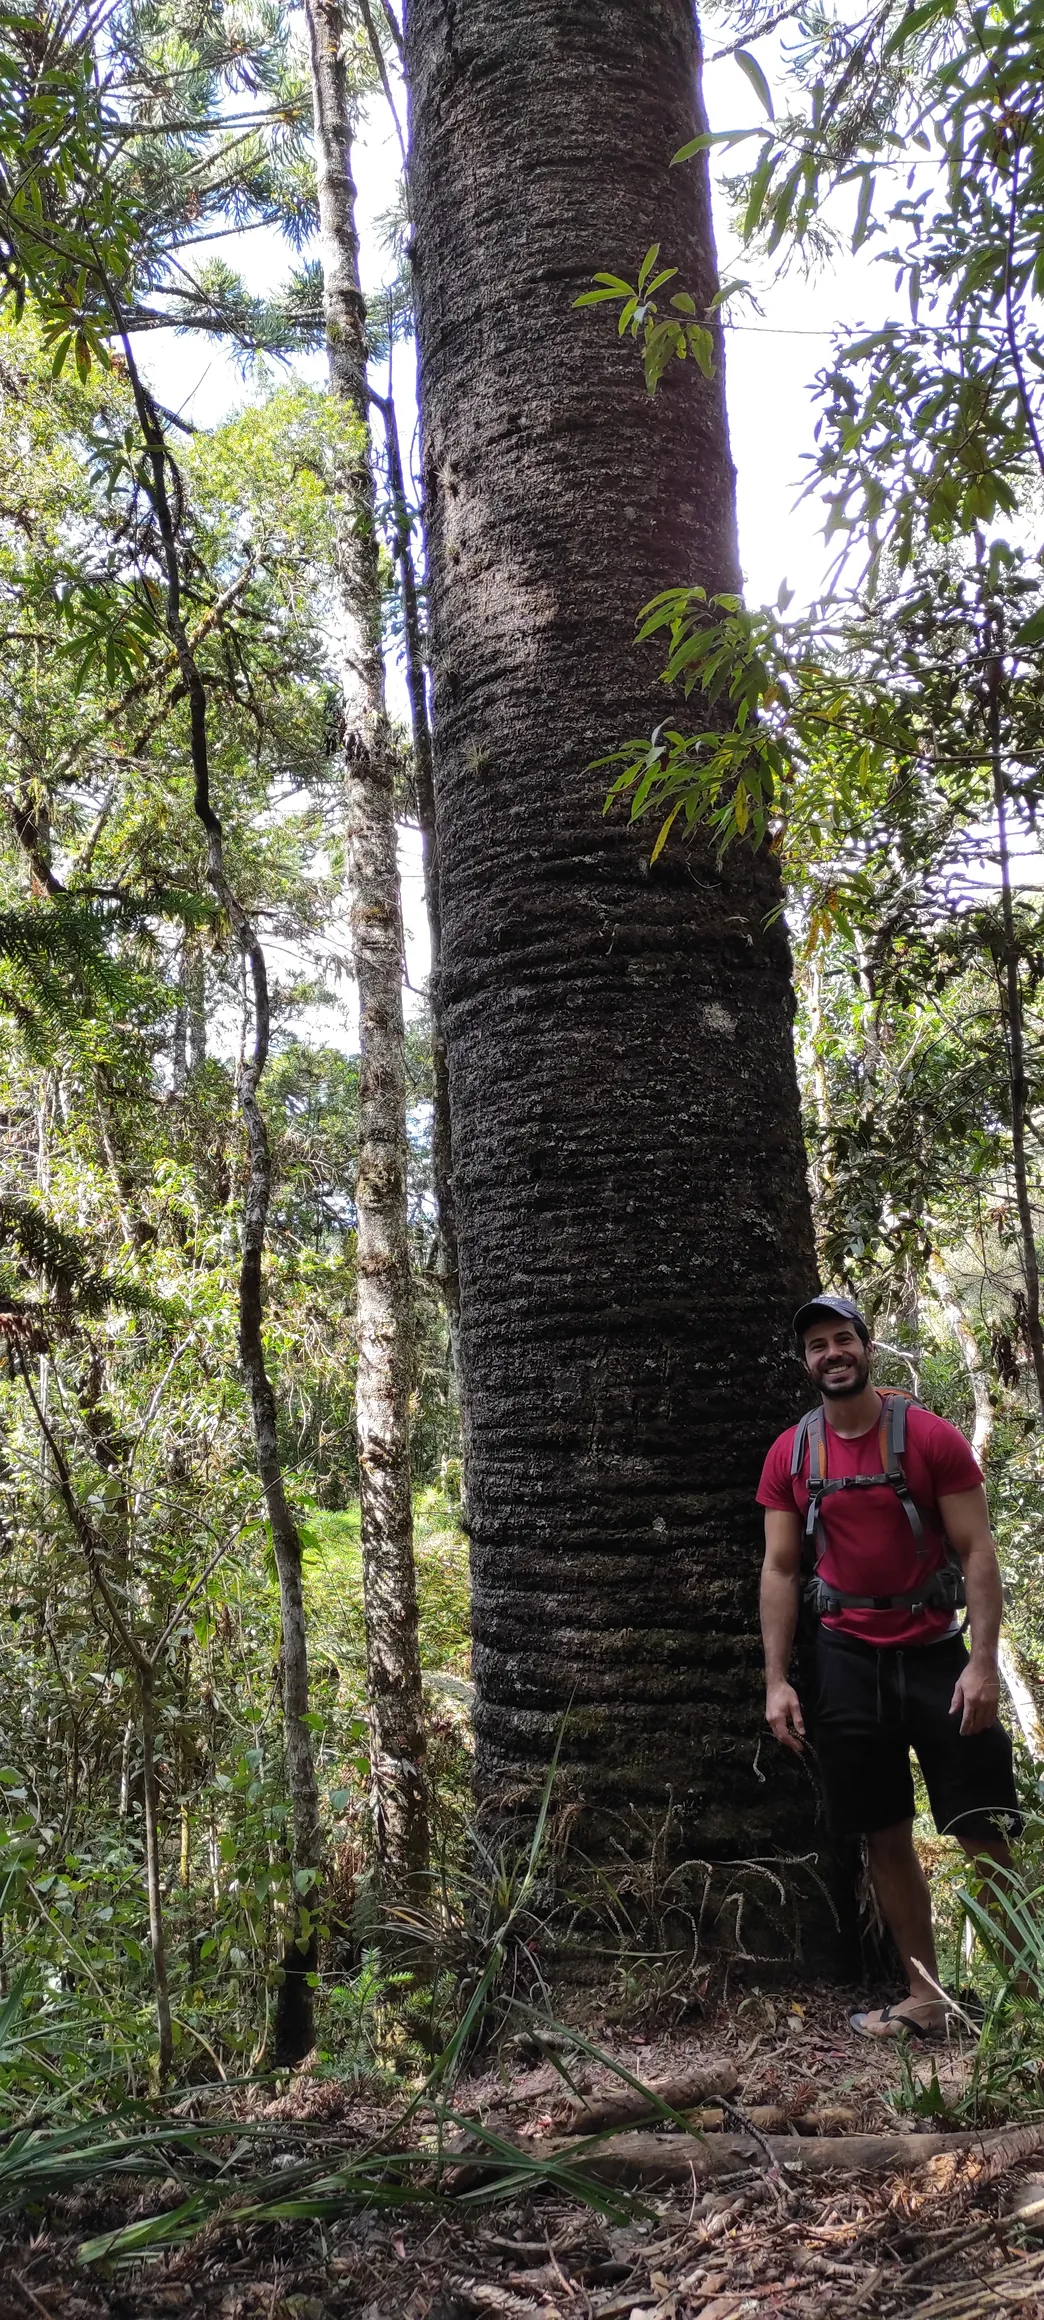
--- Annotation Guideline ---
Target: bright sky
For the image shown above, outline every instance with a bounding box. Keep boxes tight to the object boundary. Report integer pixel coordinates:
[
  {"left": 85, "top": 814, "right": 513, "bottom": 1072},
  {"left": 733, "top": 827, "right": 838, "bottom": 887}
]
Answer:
[
  {"left": 141, "top": 44, "right": 893, "bottom": 607},
  {"left": 134, "top": 39, "right": 1040, "bottom": 1036}
]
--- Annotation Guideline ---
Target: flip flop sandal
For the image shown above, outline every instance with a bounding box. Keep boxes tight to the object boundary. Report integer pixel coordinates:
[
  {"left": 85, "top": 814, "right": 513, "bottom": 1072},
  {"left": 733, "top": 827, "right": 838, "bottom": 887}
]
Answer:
[{"left": 849, "top": 2002, "right": 949, "bottom": 2040}]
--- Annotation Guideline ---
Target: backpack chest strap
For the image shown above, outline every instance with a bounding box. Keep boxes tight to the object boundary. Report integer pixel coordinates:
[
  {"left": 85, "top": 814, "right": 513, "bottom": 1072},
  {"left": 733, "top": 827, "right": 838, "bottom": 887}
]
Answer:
[{"left": 795, "top": 1397, "right": 926, "bottom": 1558}]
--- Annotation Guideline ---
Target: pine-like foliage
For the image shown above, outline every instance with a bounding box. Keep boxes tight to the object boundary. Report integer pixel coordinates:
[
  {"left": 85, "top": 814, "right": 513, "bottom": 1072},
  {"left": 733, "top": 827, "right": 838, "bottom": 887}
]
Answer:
[{"left": 0, "top": 1192, "right": 164, "bottom": 1326}]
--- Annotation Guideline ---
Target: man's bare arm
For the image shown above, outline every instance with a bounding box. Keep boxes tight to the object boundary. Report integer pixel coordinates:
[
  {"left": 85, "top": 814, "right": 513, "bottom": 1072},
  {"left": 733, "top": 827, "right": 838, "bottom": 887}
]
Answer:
[
  {"left": 937, "top": 1484, "right": 1004, "bottom": 1736},
  {"left": 761, "top": 1508, "right": 806, "bottom": 1753}
]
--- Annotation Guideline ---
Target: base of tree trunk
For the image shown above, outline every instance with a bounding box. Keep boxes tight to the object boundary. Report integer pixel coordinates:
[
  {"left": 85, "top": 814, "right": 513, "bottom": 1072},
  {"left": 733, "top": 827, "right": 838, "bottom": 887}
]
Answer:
[
  {"left": 479, "top": 1810, "right": 862, "bottom": 1981},
  {"left": 272, "top": 1930, "right": 319, "bottom": 2067}
]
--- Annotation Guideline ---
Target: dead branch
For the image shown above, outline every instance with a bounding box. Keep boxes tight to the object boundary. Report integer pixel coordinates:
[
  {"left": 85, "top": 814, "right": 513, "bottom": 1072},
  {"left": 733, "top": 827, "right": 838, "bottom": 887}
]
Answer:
[
  {"left": 552, "top": 2061, "right": 740, "bottom": 2135},
  {"left": 453, "top": 2127, "right": 1040, "bottom": 2195}
]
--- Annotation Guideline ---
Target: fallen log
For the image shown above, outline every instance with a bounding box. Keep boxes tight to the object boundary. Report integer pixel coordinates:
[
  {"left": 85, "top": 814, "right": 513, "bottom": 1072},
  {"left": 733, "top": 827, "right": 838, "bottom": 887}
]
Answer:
[
  {"left": 795, "top": 2105, "right": 860, "bottom": 2136},
  {"left": 688, "top": 2103, "right": 861, "bottom": 2136},
  {"left": 536, "top": 2128, "right": 1035, "bottom": 2188},
  {"left": 553, "top": 2061, "right": 739, "bottom": 2136},
  {"left": 449, "top": 2127, "right": 1034, "bottom": 2195}
]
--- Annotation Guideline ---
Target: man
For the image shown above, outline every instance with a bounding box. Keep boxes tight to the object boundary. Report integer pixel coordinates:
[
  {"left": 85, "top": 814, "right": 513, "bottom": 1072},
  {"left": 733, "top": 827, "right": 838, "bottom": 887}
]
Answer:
[{"left": 759, "top": 1293, "right": 1020, "bottom": 2036}]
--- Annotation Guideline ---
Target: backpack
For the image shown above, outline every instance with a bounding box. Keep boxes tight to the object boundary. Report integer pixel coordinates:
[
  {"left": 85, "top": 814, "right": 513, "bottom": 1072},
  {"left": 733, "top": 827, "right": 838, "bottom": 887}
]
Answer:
[{"left": 789, "top": 1388, "right": 967, "bottom": 1622}]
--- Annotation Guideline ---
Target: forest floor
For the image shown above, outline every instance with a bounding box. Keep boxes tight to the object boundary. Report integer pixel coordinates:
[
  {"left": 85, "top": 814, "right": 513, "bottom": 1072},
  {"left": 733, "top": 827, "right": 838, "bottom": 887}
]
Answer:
[{"left": 5, "top": 1984, "right": 1044, "bottom": 2320}]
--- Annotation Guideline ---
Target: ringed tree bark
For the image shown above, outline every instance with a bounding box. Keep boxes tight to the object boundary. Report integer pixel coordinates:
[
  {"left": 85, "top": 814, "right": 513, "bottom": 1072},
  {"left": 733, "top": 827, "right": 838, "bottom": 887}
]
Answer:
[{"left": 406, "top": 0, "right": 822, "bottom": 1908}]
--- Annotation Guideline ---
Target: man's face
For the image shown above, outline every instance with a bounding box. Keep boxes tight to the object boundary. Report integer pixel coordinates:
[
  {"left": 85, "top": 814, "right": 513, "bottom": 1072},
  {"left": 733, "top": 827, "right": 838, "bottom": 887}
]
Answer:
[{"left": 803, "top": 1318, "right": 871, "bottom": 1398}]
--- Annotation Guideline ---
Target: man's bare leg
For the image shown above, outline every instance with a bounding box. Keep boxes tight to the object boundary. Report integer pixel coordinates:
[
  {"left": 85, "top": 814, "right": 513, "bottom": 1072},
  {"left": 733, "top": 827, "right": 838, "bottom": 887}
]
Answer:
[{"left": 851, "top": 1818, "right": 948, "bottom": 2034}]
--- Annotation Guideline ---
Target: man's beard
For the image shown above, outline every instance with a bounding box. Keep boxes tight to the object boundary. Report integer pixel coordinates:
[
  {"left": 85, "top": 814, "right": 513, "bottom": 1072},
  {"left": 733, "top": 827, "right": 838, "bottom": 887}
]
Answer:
[{"left": 818, "top": 1353, "right": 870, "bottom": 1398}]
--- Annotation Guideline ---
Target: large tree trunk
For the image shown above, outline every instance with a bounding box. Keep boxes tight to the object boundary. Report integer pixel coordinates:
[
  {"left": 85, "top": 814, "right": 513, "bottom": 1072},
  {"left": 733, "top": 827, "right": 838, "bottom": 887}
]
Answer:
[
  {"left": 303, "top": 0, "right": 428, "bottom": 1892},
  {"left": 405, "top": 0, "right": 821, "bottom": 1900}
]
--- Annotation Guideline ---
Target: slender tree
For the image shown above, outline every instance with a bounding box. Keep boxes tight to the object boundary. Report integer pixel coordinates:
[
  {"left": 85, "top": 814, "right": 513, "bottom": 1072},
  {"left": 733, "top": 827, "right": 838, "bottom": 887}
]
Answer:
[
  {"left": 982, "top": 612, "right": 1044, "bottom": 1413},
  {"left": 370, "top": 380, "right": 461, "bottom": 1371},
  {"left": 405, "top": 0, "right": 820, "bottom": 1896},
  {"left": 302, "top": 0, "right": 428, "bottom": 1891},
  {"left": 928, "top": 1250, "right": 1044, "bottom": 1761}
]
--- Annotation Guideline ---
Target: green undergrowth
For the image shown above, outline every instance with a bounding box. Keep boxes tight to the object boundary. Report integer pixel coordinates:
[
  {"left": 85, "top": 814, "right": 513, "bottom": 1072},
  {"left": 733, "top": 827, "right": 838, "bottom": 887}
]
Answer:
[
  {"left": 0, "top": 1485, "right": 472, "bottom": 2123},
  {"left": 301, "top": 1483, "right": 471, "bottom": 1688},
  {"left": 0, "top": 2019, "right": 653, "bottom": 2271},
  {"left": 0, "top": 1761, "right": 663, "bottom": 2268},
  {"left": 896, "top": 1811, "right": 1044, "bottom": 2124}
]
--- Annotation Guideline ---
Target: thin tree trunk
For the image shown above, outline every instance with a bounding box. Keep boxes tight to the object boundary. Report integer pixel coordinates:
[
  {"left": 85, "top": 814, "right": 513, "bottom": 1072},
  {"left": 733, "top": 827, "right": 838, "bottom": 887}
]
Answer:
[
  {"left": 140, "top": 1665, "right": 174, "bottom": 2084},
  {"left": 13, "top": 1349, "right": 178, "bottom": 2073},
  {"left": 929, "top": 1252, "right": 993, "bottom": 1462},
  {"left": 119, "top": 1717, "right": 134, "bottom": 1817},
  {"left": 303, "top": 0, "right": 427, "bottom": 1892},
  {"left": 370, "top": 383, "right": 461, "bottom": 1369},
  {"left": 236, "top": 949, "right": 324, "bottom": 2053},
  {"left": 172, "top": 941, "right": 206, "bottom": 1084},
  {"left": 999, "top": 1632, "right": 1044, "bottom": 1761},
  {"left": 406, "top": 0, "right": 822, "bottom": 1901},
  {"left": 114, "top": 338, "right": 323, "bottom": 2060},
  {"left": 986, "top": 621, "right": 1044, "bottom": 1412},
  {"left": 803, "top": 959, "right": 834, "bottom": 1265},
  {"left": 172, "top": 951, "right": 188, "bottom": 1092},
  {"left": 929, "top": 1247, "right": 1044, "bottom": 1760},
  {"left": 186, "top": 942, "right": 207, "bottom": 1071}
]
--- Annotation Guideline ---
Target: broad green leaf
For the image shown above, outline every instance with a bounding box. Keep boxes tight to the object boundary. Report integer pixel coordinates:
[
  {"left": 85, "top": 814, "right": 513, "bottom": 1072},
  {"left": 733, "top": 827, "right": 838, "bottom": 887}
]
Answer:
[
  {"left": 742, "top": 151, "right": 775, "bottom": 241},
  {"left": 733, "top": 47, "right": 775, "bottom": 120},
  {"left": 883, "top": 0, "right": 951, "bottom": 58},
  {"left": 671, "top": 126, "right": 762, "bottom": 163}
]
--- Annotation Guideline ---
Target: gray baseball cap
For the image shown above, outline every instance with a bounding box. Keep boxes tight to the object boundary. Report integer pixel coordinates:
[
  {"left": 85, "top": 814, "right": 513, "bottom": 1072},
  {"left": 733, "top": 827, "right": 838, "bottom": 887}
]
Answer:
[{"left": 793, "top": 1293, "right": 869, "bottom": 1347}]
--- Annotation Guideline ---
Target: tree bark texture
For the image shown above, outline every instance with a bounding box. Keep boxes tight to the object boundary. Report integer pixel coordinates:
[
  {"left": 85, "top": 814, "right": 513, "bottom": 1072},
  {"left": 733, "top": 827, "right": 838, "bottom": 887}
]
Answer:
[
  {"left": 405, "top": 0, "right": 819, "bottom": 1871},
  {"left": 372, "top": 385, "right": 462, "bottom": 1370},
  {"left": 303, "top": 0, "right": 428, "bottom": 1890},
  {"left": 985, "top": 622, "right": 1044, "bottom": 1412}
]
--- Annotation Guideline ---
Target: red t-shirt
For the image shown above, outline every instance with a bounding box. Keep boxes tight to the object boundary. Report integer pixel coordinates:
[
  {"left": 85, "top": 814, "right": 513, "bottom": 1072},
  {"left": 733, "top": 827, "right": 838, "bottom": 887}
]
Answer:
[{"left": 757, "top": 1401, "right": 983, "bottom": 1645}]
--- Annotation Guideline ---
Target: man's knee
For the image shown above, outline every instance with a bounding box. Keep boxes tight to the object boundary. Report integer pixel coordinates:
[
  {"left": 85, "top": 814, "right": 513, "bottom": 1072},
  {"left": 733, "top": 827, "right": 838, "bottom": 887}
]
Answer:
[
  {"left": 957, "top": 1832, "right": 1015, "bottom": 1873},
  {"left": 867, "top": 1817, "right": 917, "bottom": 1861}
]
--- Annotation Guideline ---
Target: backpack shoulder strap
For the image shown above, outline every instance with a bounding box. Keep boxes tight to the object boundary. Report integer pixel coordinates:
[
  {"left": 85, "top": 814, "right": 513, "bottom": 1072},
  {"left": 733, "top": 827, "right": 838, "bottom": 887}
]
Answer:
[
  {"left": 879, "top": 1389, "right": 926, "bottom": 1546},
  {"left": 877, "top": 1386, "right": 907, "bottom": 1474},
  {"left": 793, "top": 1401, "right": 825, "bottom": 1475},
  {"left": 791, "top": 1407, "right": 827, "bottom": 1563}
]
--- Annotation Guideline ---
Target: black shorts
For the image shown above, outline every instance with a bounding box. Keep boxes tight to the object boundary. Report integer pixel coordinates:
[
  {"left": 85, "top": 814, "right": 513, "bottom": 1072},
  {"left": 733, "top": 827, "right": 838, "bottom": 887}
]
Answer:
[{"left": 811, "top": 1628, "right": 1021, "bottom": 1842}]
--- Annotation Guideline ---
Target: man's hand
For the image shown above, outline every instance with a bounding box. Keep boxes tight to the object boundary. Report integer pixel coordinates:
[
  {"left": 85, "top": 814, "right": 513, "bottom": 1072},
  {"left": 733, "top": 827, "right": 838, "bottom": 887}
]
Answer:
[
  {"left": 950, "top": 1655, "right": 1000, "bottom": 1736},
  {"left": 766, "top": 1680, "right": 806, "bottom": 1754}
]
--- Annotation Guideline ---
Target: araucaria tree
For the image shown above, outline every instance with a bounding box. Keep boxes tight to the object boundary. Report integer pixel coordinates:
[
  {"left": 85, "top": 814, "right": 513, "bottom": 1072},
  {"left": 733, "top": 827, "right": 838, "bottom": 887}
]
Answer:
[{"left": 406, "top": 0, "right": 819, "bottom": 1890}]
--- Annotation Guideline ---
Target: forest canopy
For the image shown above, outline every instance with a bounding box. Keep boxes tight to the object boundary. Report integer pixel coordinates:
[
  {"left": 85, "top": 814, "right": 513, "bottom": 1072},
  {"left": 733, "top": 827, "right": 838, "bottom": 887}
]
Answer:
[{"left": 1, "top": 0, "right": 1044, "bottom": 2243}]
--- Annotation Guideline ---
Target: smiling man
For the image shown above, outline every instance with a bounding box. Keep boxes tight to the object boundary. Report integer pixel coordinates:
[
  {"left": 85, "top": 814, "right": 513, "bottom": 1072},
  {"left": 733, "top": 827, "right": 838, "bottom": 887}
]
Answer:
[{"left": 758, "top": 1293, "right": 1020, "bottom": 2037}]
